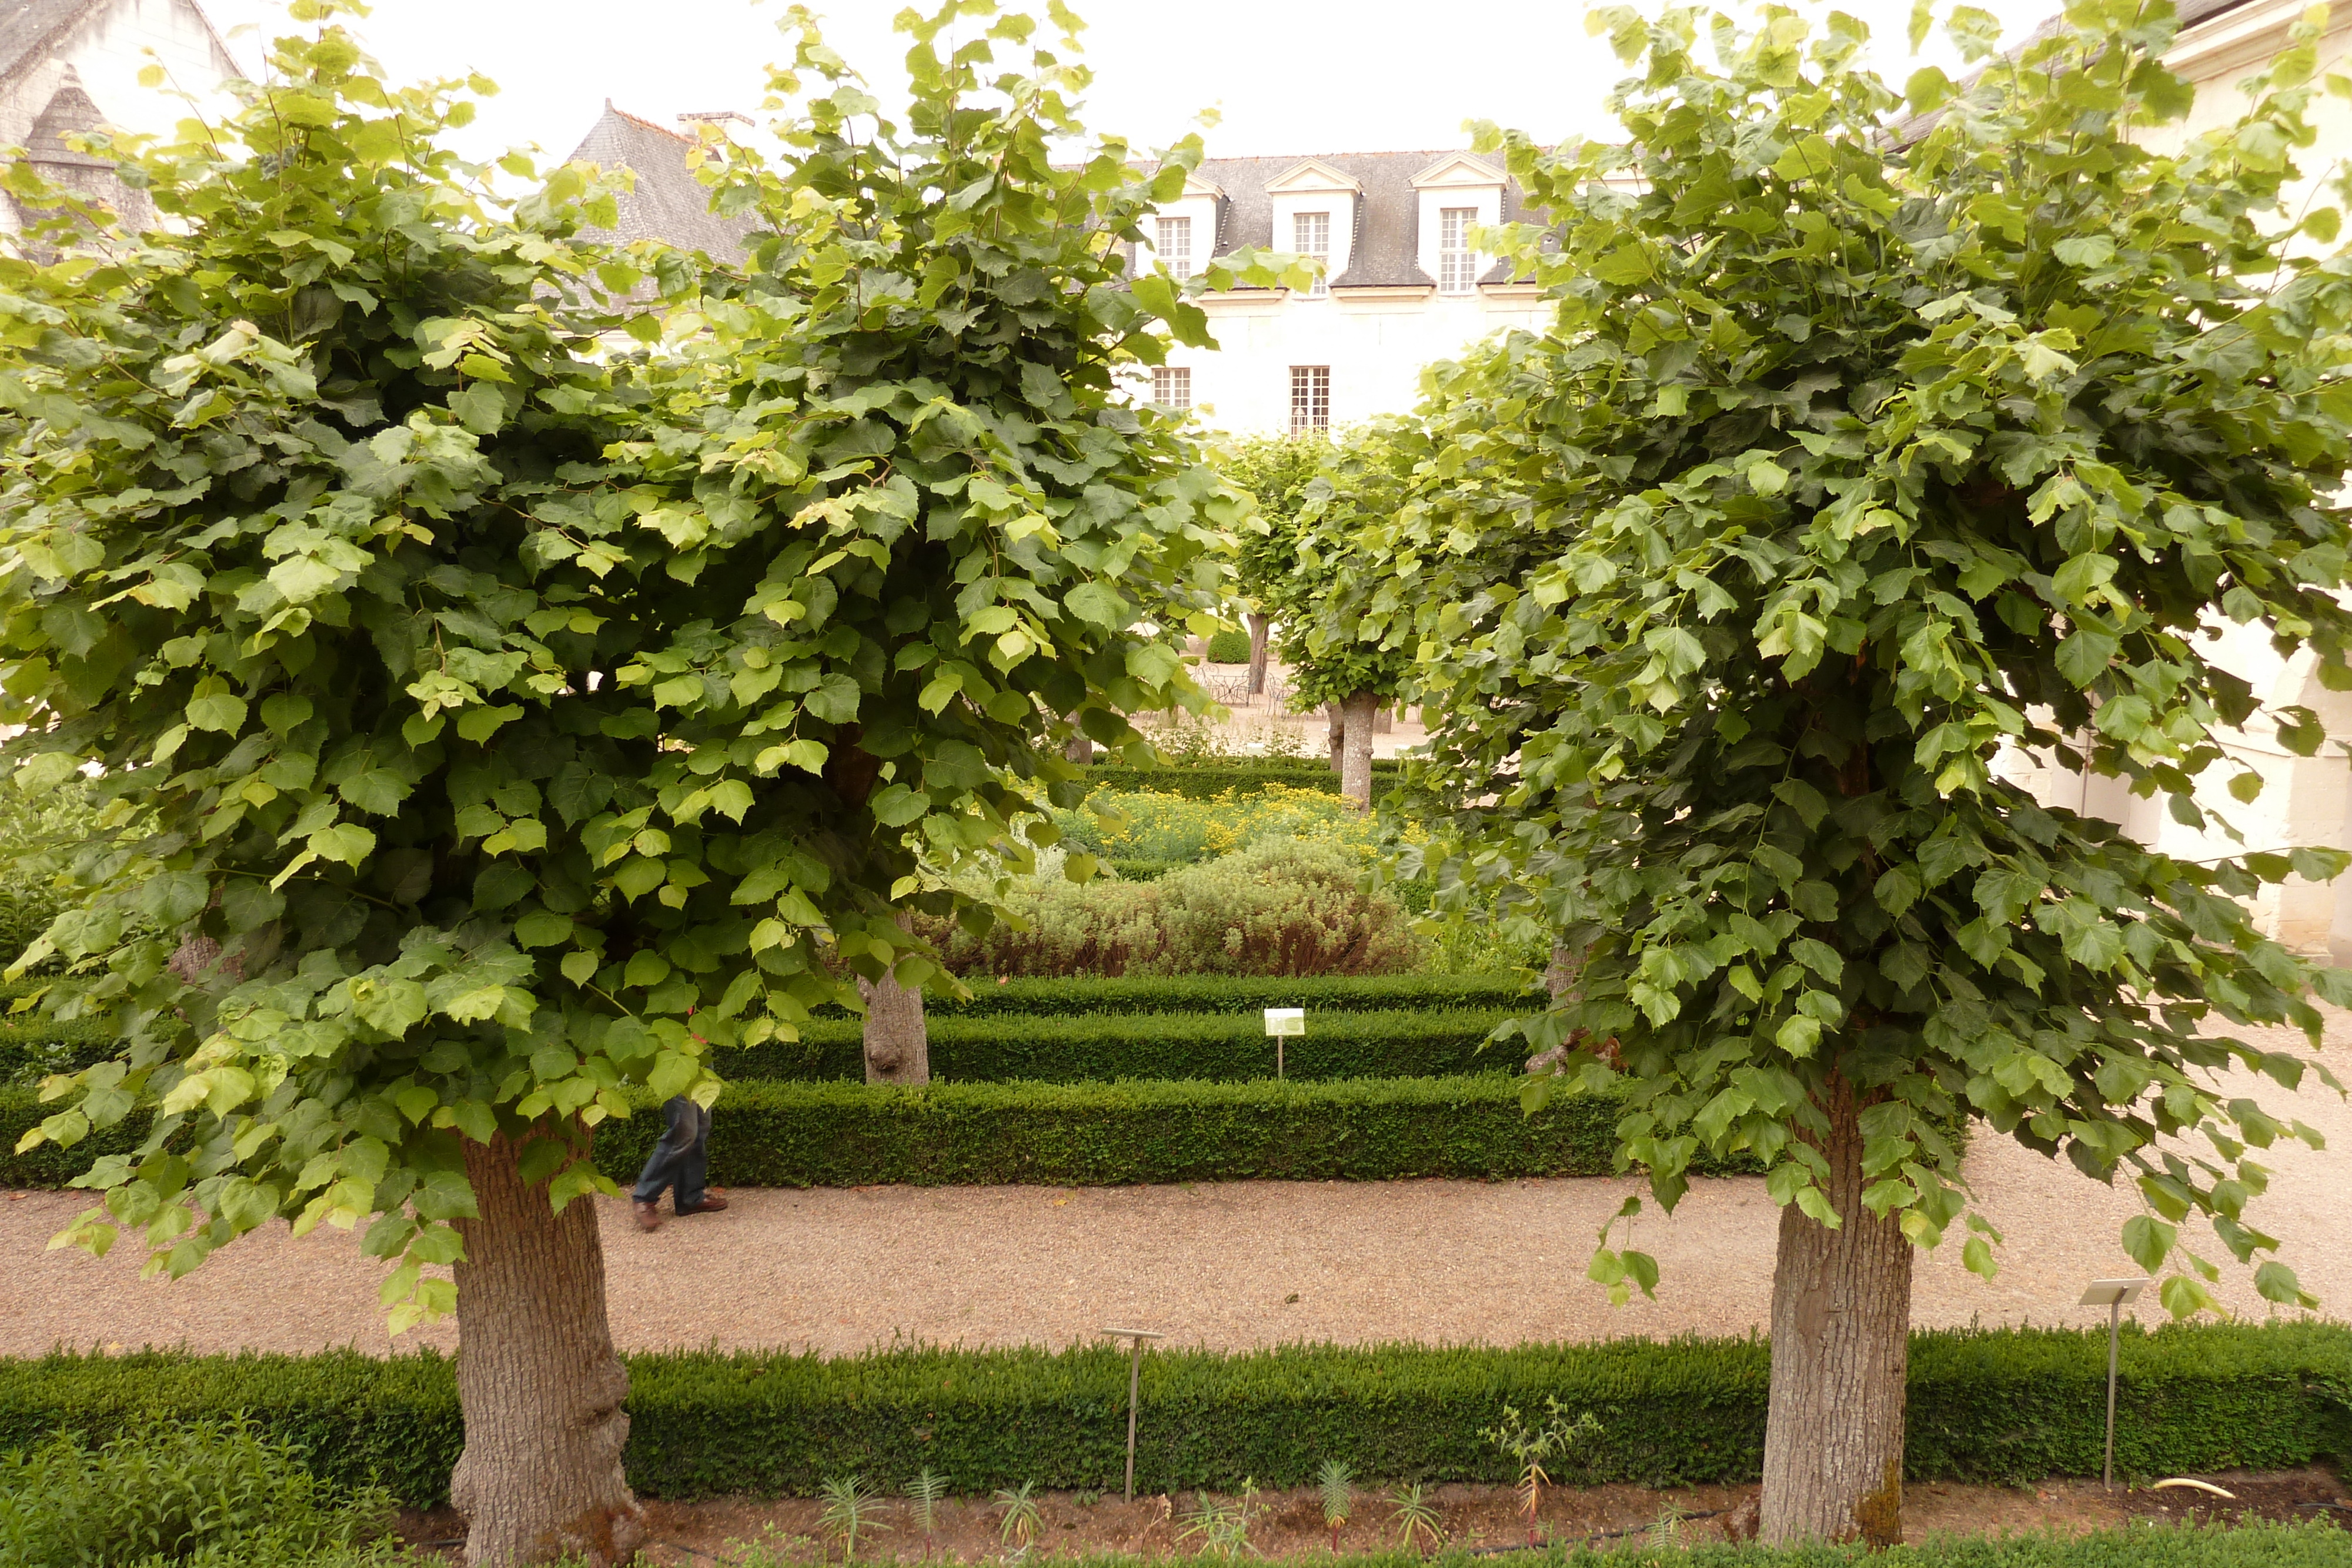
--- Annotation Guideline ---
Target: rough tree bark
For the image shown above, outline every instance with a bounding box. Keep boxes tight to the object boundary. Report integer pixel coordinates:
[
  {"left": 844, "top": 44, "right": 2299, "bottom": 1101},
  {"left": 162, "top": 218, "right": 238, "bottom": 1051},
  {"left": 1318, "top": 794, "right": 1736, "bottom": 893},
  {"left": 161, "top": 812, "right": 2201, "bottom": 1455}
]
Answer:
[
  {"left": 1326, "top": 703, "right": 1344, "bottom": 772},
  {"left": 1339, "top": 688, "right": 1378, "bottom": 810},
  {"left": 1542, "top": 942, "right": 1583, "bottom": 1001},
  {"left": 1372, "top": 703, "right": 1392, "bottom": 734},
  {"left": 1245, "top": 613, "right": 1271, "bottom": 696},
  {"left": 450, "top": 1131, "right": 644, "bottom": 1567},
  {"left": 1758, "top": 1072, "right": 1913, "bottom": 1547},
  {"left": 859, "top": 914, "right": 930, "bottom": 1085}
]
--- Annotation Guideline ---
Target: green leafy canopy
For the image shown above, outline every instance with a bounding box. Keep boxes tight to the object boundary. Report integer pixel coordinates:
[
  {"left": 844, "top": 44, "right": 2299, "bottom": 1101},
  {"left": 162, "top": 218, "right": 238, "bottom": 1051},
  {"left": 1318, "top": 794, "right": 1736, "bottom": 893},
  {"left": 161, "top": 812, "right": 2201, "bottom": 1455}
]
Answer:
[
  {"left": 0, "top": 0, "right": 1271, "bottom": 1328},
  {"left": 1362, "top": 0, "right": 2352, "bottom": 1313},
  {"left": 1263, "top": 423, "right": 1418, "bottom": 711}
]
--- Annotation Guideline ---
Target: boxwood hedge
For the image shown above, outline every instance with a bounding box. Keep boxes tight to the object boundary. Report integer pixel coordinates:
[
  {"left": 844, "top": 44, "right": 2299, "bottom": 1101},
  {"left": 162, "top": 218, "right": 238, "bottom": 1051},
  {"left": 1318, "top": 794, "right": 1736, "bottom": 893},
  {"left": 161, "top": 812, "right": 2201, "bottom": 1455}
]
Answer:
[
  {"left": 721, "top": 1008, "right": 1516, "bottom": 1083},
  {"left": 584, "top": 1075, "right": 1701, "bottom": 1188},
  {"left": 1072, "top": 762, "right": 1396, "bottom": 800},
  {"left": 917, "top": 973, "right": 1541, "bottom": 1019},
  {"left": 1, "top": 1322, "right": 2341, "bottom": 1509},
  {"left": 0, "top": 1074, "right": 1643, "bottom": 1191}
]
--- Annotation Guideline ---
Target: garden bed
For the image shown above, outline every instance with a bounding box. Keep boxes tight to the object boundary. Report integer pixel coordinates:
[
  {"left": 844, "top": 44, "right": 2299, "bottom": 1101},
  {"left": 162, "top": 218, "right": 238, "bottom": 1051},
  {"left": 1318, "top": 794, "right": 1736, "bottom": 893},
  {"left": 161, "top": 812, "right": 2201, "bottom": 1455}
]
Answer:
[{"left": 390, "top": 1477, "right": 2352, "bottom": 1565}]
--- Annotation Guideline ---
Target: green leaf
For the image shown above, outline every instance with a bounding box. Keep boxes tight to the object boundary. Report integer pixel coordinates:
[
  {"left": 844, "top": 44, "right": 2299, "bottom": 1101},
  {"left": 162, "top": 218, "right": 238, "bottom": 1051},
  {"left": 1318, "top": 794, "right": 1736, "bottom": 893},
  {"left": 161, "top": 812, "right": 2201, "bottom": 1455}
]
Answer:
[
  {"left": 186, "top": 692, "right": 248, "bottom": 734},
  {"left": 514, "top": 911, "right": 573, "bottom": 948},
  {"left": 1775, "top": 1014, "right": 1822, "bottom": 1059},
  {"left": 455, "top": 704, "right": 523, "bottom": 742},
  {"left": 2120, "top": 1214, "right": 2174, "bottom": 1273},
  {"left": 449, "top": 382, "right": 506, "bottom": 434}
]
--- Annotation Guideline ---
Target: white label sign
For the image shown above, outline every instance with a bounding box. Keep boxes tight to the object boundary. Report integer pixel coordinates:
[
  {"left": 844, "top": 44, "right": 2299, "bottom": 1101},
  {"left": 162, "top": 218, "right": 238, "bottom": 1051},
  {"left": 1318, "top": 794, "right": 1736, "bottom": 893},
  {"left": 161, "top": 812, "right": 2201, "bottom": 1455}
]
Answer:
[{"left": 1263, "top": 1007, "right": 1305, "bottom": 1037}]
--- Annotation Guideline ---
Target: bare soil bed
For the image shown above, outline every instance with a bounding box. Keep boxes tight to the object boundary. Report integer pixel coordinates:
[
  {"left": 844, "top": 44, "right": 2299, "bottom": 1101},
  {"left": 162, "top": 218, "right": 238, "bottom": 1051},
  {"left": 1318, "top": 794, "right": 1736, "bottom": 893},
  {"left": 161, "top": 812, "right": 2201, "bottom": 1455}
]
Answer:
[{"left": 386, "top": 1470, "right": 2350, "bottom": 1564}]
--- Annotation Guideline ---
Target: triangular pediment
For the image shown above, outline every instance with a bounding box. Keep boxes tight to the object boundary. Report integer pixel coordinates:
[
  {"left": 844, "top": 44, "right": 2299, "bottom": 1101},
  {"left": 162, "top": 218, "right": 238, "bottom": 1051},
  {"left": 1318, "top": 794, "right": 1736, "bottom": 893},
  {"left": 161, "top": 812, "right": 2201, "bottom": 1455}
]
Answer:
[
  {"left": 1265, "top": 157, "right": 1361, "bottom": 195},
  {"left": 1180, "top": 173, "right": 1224, "bottom": 200},
  {"left": 1410, "top": 152, "right": 1505, "bottom": 189}
]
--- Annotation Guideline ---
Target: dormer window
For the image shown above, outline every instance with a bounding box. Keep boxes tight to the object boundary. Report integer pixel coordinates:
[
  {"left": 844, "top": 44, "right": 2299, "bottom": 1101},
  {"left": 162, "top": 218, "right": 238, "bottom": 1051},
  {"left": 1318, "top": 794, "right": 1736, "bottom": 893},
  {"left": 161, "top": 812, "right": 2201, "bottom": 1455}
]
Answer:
[
  {"left": 1155, "top": 215, "right": 1192, "bottom": 278},
  {"left": 1438, "top": 208, "right": 1478, "bottom": 293},
  {"left": 1293, "top": 211, "right": 1331, "bottom": 296}
]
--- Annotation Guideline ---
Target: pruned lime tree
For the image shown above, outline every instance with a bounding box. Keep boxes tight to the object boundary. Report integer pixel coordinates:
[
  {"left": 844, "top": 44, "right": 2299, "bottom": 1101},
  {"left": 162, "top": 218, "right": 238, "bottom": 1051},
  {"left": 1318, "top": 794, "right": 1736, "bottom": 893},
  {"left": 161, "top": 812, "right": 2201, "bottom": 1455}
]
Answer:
[
  {"left": 0, "top": 2, "right": 1248, "bottom": 1561},
  {"left": 1264, "top": 422, "right": 1417, "bottom": 806},
  {"left": 1358, "top": 0, "right": 2352, "bottom": 1544},
  {"left": 1218, "top": 430, "right": 1325, "bottom": 697}
]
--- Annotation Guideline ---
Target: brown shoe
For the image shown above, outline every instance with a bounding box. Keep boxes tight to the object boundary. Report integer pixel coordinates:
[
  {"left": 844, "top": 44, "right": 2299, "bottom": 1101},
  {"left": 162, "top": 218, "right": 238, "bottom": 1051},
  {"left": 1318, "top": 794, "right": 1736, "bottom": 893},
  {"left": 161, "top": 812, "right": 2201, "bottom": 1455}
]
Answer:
[
  {"left": 632, "top": 1199, "right": 663, "bottom": 1232},
  {"left": 679, "top": 1191, "right": 729, "bottom": 1215}
]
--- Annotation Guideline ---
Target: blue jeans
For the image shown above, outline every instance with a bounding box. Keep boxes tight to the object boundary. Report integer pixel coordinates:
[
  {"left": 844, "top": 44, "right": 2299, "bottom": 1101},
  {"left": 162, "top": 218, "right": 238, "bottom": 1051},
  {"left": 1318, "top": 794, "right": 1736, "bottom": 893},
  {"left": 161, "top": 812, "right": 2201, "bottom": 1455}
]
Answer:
[{"left": 633, "top": 1095, "right": 712, "bottom": 1212}]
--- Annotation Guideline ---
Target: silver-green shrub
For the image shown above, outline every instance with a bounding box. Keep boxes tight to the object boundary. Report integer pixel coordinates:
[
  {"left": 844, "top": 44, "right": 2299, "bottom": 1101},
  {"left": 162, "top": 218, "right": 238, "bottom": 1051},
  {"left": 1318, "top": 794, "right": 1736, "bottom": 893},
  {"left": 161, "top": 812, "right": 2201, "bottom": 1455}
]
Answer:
[{"left": 934, "top": 838, "right": 1427, "bottom": 978}]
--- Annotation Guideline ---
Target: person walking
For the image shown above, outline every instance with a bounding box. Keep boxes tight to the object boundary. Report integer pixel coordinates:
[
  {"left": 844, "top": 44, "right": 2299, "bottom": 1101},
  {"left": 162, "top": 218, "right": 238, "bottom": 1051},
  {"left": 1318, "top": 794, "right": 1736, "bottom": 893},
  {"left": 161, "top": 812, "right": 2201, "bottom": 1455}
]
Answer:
[{"left": 632, "top": 1094, "right": 727, "bottom": 1231}]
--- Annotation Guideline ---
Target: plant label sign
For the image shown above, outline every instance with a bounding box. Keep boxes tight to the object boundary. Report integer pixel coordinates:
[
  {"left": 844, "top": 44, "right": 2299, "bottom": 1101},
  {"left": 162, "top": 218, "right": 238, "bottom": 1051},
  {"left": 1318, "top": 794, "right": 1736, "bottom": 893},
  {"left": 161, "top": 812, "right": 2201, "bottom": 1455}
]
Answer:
[{"left": 1263, "top": 1008, "right": 1305, "bottom": 1037}]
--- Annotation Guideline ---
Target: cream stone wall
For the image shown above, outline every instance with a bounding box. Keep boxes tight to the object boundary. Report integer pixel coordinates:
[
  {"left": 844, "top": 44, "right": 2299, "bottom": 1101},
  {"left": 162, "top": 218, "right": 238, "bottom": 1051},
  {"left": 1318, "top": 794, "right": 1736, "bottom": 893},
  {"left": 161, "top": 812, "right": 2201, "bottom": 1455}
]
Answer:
[
  {"left": 1996, "top": 1, "right": 2352, "bottom": 955},
  {"left": 0, "top": 0, "right": 238, "bottom": 232}
]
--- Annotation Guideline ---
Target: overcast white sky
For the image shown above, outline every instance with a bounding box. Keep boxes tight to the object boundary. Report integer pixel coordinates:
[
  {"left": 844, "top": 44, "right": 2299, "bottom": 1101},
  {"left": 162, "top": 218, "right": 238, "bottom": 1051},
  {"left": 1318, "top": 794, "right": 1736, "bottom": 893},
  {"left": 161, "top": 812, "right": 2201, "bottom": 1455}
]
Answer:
[{"left": 193, "top": 0, "right": 2062, "bottom": 167}]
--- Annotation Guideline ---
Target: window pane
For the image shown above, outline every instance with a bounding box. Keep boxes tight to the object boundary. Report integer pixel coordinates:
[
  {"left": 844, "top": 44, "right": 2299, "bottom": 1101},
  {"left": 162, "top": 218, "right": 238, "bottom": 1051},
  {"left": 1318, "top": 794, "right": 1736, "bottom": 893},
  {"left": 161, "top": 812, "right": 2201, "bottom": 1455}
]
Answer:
[
  {"left": 1439, "top": 206, "right": 1476, "bottom": 293},
  {"left": 1155, "top": 215, "right": 1192, "bottom": 278},
  {"left": 1294, "top": 211, "right": 1330, "bottom": 295},
  {"left": 1151, "top": 366, "right": 1191, "bottom": 409},
  {"left": 1289, "top": 365, "right": 1329, "bottom": 433}
]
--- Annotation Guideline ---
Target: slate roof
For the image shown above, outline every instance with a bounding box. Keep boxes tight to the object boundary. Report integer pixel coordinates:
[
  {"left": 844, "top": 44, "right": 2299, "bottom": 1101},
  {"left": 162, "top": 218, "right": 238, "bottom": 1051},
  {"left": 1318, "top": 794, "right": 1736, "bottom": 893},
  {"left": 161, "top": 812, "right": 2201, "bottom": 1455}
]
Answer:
[
  {"left": 1176, "top": 150, "right": 1536, "bottom": 290},
  {"left": 563, "top": 102, "right": 758, "bottom": 260}
]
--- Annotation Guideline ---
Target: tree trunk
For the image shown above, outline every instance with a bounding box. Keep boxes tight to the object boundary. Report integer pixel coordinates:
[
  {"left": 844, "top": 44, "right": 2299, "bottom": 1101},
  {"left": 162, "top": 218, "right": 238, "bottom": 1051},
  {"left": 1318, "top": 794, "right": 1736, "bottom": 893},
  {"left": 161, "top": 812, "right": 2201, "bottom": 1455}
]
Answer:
[
  {"left": 1542, "top": 942, "right": 1583, "bottom": 1001},
  {"left": 1246, "top": 613, "right": 1271, "bottom": 696},
  {"left": 1372, "top": 704, "right": 1392, "bottom": 734},
  {"left": 450, "top": 1131, "right": 644, "bottom": 1567},
  {"left": 859, "top": 916, "right": 930, "bottom": 1085},
  {"left": 1326, "top": 703, "right": 1344, "bottom": 772},
  {"left": 1759, "top": 1074, "right": 1912, "bottom": 1547},
  {"left": 1339, "top": 688, "right": 1377, "bottom": 810},
  {"left": 1064, "top": 712, "right": 1093, "bottom": 765}
]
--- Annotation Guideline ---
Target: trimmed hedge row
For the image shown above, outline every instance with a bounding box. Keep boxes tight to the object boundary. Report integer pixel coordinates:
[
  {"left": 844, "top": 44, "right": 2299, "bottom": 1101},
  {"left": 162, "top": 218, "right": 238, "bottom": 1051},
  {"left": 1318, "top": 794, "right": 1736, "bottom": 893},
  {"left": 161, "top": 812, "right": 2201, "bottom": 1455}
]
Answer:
[
  {"left": 723, "top": 1008, "right": 1514, "bottom": 1084},
  {"left": 1074, "top": 762, "right": 1397, "bottom": 799},
  {"left": 0, "top": 1015, "right": 114, "bottom": 1086},
  {"left": 0, "top": 978, "right": 1546, "bottom": 1085},
  {"left": 1, "top": 1074, "right": 1651, "bottom": 1191},
  {"left": 918, "top": 972, "right": 1539, "bottom": 1018},
  {"left": 3, "top": 1322, "right": 2343, "bottom": 1508},
  {"left": 583, "top": 1075, "right": 1700, "bottom": 1188}
]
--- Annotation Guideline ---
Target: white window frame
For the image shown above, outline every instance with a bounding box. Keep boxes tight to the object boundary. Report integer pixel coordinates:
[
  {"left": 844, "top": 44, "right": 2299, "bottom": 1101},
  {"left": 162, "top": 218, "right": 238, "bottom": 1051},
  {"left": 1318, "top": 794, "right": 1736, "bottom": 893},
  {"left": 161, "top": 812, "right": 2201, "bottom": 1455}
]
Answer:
[
  {"left": 1289, "top": 365, "right": 1330, "bottom": 433},
  {"left": 1151, "top": 365, "right": 1191, "bottom": 410},
  {"left": 1154, "top": 215, "right": 1192, "bottom": 278},
  {"left": 1438, "top": 206, "right": 1479, "bottom": 293},
  {"left": 1293, "top": 210, "right": 1331, "bottom": 296}
]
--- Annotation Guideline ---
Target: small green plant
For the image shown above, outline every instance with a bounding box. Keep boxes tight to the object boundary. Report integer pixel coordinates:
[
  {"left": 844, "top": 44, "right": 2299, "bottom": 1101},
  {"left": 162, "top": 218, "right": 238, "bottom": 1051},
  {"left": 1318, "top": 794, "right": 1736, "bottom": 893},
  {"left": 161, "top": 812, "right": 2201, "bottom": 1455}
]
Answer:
[
  {"left": 906, "top": 1469, "right": 950, "bottom": 1557},
  {"left": 0, "top": 1415, "right": 393, "bottom": 1567},
  {"left": 1649, "top": 1504, "right": 1689, "bottom": 1550},
  {"left": 1073, "top": 1489, "right": 1102, "bottom": 1507},
  {"left": 1388, "top": 1482, "right": 1442, "bottom": 1557},
  {"left": 1482, "top": 1400, "right": 1603, "bottom": 1546},
  {"left": 1317, "top": 1459, "right": 1355, "bottom": 1554},
  {"left": 817, "top": 1475, "right": 890, "bottom": 1563},
  {"left": 1177, "top": 1480, "right": 1262, "bottom": 1561},
  {"left": 728, "top": 1523, "right": 820, "bottom": 1568},
  {"left": 994, "top": 1480, "right": 1044, "bottom": 1551}
]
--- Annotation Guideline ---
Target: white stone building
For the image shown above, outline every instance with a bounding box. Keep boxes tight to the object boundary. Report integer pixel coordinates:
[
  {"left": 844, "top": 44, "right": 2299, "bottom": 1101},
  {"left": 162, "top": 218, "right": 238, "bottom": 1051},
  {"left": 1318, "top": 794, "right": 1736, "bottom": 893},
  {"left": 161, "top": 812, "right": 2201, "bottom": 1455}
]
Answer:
[
  {"left": 0, "top": 0, "right": 239, "bottom": 232},
  {"left": 1132, "top": 149, "right": 1552, "bottom": 434},
  {"left": 1989, "top": 0, "right": 2352, "bottom": 958}
]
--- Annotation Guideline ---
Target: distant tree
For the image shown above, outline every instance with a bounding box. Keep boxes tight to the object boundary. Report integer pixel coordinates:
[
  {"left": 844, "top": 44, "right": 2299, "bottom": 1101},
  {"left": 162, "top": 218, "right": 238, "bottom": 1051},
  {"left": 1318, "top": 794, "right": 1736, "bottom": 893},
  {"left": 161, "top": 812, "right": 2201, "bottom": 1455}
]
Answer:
[
  {"left": 1277, "top": 423, "right": 1418, "bottom": 808},
  {"left": 1361, "top": 1, "right": 2352, "bottom": 1544},
  {"left": 0, "top": 2, "right": 1255, "bottom": 1560},
  {"left": 1219, "top": 431, "right": 1325, "bottom": 698}
]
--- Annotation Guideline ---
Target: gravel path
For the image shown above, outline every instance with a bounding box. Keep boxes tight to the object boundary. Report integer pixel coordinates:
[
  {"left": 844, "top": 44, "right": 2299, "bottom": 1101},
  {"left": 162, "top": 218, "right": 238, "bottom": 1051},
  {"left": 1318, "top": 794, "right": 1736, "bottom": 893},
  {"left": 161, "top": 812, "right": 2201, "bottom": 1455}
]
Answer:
[{"left": 8, "top": 1013, "right": 2348, "bottom": 1359}]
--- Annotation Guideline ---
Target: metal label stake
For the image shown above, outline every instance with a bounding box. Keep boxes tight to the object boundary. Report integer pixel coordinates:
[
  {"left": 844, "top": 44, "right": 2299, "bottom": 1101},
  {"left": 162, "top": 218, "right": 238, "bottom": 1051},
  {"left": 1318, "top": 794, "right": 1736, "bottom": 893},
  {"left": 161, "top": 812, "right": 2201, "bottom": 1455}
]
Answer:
[
  {"left": 1264, "top": 1008, "right": 1304, "bottom": 1080},
  {"left": 1101, "top": 1326, "right": 1164, "bottom": 1503},
  {"left": 2078, "top": 1278, "right": 2150, "bottom": 1488}
]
